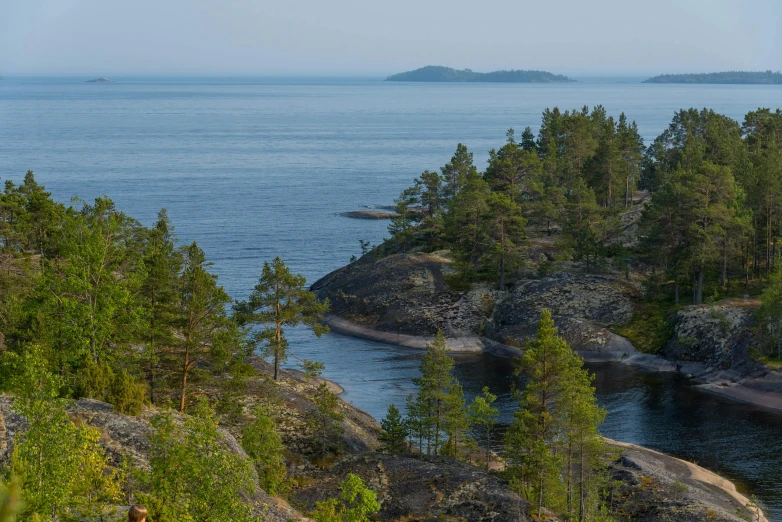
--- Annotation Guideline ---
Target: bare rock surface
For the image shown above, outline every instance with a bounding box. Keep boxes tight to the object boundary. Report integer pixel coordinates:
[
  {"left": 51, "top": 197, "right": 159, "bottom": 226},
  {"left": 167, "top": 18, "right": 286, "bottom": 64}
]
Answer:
[
  {"left": 292, "top": 454, "right": 530, "bottom": 522},
  {"left": 488, "top": 272, "right": 639, "bottom": 352},
  {"left": 662, "top": 298, "right": 758, "bottom": 370},
  {"left": 311, "top": 252, "right": 497, "bottom": 348},
  {"left": 608, "top": 439, "right": 766, "bottom": 522}
]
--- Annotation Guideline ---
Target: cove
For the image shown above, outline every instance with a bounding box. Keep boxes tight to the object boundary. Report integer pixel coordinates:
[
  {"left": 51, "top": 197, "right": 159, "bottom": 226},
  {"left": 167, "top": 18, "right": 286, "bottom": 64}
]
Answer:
[{"left": 287, "top": 328, "right": 782, "bottom": 520}]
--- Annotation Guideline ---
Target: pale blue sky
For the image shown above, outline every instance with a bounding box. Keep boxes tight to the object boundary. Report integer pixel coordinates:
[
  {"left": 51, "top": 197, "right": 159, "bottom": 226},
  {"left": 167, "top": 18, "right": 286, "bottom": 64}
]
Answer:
[{"left": 1, "top": 0, "right": 780, "bottom": 76}]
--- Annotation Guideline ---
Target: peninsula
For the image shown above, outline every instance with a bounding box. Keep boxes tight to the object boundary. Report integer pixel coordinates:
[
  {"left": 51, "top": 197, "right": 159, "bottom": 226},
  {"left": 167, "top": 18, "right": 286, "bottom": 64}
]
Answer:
[
  {"left": 386, "top": 65, "right": 574, "bottom": 83},
  {"left": 643, "top": 71, "right": 782, "bottom": 84}
]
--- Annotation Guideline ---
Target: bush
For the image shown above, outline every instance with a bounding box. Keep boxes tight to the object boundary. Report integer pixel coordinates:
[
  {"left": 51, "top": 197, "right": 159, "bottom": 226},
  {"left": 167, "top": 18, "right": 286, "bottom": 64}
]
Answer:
[
  {"left": 614, "top": 303, "right": 676, "bottom": 354},
  {"left": 147, "top": 399, "right": 258, "bottom": 522},
  {"left": 108, "top": 370, "right": 147, "bottom": 415},
  {"left": 241, "top": 406, "right": 288, "bottom": 495}
]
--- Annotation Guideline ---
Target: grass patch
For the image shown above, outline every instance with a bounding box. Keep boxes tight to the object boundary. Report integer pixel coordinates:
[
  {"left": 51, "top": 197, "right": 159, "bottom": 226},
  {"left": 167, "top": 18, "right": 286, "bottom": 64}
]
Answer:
[
  {"left": 614, "top": 303, "right": 676, "bottom": 354},
  {"left": 749, "top": 351, "right": 782, "bottom": 370}
]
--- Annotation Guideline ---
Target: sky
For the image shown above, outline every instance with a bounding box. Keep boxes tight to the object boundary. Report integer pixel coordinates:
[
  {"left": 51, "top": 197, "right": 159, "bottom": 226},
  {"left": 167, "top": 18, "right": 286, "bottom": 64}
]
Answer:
[{"left": 1, "top": 0, "right": 780, "bottom": 76}]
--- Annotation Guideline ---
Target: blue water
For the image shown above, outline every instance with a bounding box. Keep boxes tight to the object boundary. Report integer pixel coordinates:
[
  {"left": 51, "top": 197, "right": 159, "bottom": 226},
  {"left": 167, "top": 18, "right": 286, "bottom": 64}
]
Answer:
[{"left": 3, "top": 76, "right": 782, "bottom": 518}]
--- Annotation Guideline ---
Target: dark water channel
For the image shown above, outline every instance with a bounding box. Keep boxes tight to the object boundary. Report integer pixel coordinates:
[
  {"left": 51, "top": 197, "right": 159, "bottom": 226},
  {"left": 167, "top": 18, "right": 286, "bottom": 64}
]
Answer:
[{"left": 291, "top": 331, "right": 782, "bottom": 520}]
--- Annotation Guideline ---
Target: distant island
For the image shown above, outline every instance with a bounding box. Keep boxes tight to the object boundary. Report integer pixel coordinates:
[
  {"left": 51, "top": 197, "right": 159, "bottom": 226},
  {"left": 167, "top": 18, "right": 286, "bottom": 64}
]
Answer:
[
  {"left": 643, "top": 71, "right": 782, "bottom": 84},
  {"left": 86, "top": 77, "right": 114, "bottom": 83},
  {"left": 386, "top": 65, "right": 574, "bottom": 83}
]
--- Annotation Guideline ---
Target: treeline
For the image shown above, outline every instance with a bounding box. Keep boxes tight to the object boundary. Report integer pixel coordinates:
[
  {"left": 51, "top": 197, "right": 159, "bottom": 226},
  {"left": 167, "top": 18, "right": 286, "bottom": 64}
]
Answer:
[
  {"left": 0, "top": 172, "right": 248, "bottom": 412},
  {"left": 387, "top": 107, "right": 782, "bottom": 311},
  {"left": 0, "top": 174, "right": 342, "bottom": 521},
  {"left": 388, "top": 106, "right": 645, "bottom": 287},
  {"left": 378, "top": 310, "right": 612, "bottom": 521}
]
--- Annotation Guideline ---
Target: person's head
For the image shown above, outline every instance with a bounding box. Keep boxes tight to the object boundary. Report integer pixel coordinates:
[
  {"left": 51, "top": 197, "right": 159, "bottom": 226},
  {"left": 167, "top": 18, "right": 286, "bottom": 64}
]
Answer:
[{"left": 128, "top": 505, "right": 148, "bottom": 522}]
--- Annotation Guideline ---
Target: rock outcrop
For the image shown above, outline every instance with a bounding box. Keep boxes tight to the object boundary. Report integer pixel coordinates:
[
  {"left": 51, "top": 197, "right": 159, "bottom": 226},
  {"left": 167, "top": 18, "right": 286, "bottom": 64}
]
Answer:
[
  {"left": 293, "top": 454, "right": 530, "bottom": 522},
  {"left": 662, "top": 298, "right": 758, "bottom": 370},
  {"left": 311, "top": 252, "right": 495, "bottom": 350},
  {"left": 608, "top": 440, "right": 766, "bottom": 522},
  {"left": 488, "top": 272, "right": 639, "bottom": 353}
]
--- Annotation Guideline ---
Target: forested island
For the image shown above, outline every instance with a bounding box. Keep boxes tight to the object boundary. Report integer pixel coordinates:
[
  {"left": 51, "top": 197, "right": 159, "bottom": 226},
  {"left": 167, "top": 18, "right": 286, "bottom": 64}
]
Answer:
[
  {"left": 0, "top": 106, "right": 777, "bottom": 521},
  {"left": 643, "top": 71, "right": 782, "bottom": 84},
  {"left": 386, "top": 65, "right": 574, "bottom": 83}
]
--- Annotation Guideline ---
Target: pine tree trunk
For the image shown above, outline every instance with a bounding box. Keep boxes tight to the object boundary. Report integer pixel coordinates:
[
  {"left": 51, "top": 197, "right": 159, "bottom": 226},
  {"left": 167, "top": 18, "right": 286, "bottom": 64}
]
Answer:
[
  {"left": 694, "top": 269, "right": 704, "bottom": 305},
  {"left": 499, "top": 254, "right": 505, "bottom": 290},
  {"left": 674, "top": 279, "right": 680, "bottom": 305},
  {"left": 180, "top": 349, "right": 189, "bottom": 412},
  {"left": 274, "top": 317, "right": 281, "bottom": 381}
]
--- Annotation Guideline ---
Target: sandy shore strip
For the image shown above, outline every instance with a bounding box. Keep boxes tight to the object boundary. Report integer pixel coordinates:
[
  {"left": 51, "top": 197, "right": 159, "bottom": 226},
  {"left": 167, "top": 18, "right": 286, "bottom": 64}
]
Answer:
[{"left": 696, "top": 382, "right": 782, "bottom": 414}]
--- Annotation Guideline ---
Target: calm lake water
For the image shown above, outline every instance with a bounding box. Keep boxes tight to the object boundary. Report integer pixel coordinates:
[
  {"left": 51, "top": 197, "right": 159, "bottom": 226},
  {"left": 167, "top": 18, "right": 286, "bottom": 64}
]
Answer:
[{"left": 2, "top": 76, "right": 782, "bottom": 518}]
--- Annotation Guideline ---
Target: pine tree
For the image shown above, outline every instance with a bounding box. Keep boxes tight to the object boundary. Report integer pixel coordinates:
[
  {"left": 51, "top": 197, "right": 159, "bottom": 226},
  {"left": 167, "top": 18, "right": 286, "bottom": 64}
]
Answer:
[
  {"left": 173, "top": 242, "right": 233, "bottom": 411},
  {"left": 441, "top": 143, "right": 478, "bottom": 202},
  {"left": 469, "top": 386, "right": 499, "bottom": 471},
  {"left": 379, "top": 403, "right": 408, "bottom": 455},
  {"left": 308, "top": 382, "right": 345, "bottom": 456},
  {"left": 234, "top": 257, "right": 329, "bottom": 381},
  {"left": 484, "top": 192, "right": 526, "bottom": 289},
  {"left": 412, "top": 331, "right": 466, "bottom": 456},
  {"left": 139, "top": 209, "right": 182, "bottom": 403},
  {"left": 504, "top": 310, "right": 609, "bottom": 520}
]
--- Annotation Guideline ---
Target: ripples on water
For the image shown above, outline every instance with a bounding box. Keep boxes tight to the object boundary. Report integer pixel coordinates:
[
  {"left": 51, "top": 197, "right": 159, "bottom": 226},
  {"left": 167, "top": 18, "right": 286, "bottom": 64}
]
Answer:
[{"left": 2, "top": 76, "right": 782, "bottom": 518}]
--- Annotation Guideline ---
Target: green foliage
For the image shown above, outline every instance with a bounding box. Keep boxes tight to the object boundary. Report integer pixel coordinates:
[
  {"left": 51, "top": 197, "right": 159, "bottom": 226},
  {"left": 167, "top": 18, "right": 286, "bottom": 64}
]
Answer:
[
  {"left": 758, "top": 264, "right": 782, "bottom": 359},
  {"left": 0, "top": 477, "right": 23, "bottom": 522},
  {"left": 407, "top": 331, "right": 468, "bottom": 457},
  {"left": 242, "top": 406, "right": 288, "bottom": 495},
  {"left": 301, "top": 359, "right": 326, "bottom": 378},
  {"left": 379, "top": 403, "right": 408, "bottom": 455},
  {"left": 234, "top": 256, "right": 329, "bottom": 381},
  {"left": 468, "top": 386, "right": 499, "bottom": 470},
  {"left": 308, "top": 382, "right": 345, "bottom": 457},
  {"left": 107, "top": 369, "right": 147, "bottom": 415},
  {"left": 312, "top": 473, "right": 380, "bottom": 522},
  {"left": 504, "top": 309, "right": 610, "bottom": 520},
  {"left": 614, "top": 303, "right": 675, "bottom": 354},
  {"left": 10, "top": 363, "right": 121, "bottom": 520},
  {"left": 147, "top": 399, "right": 258, "bottom": 522}
]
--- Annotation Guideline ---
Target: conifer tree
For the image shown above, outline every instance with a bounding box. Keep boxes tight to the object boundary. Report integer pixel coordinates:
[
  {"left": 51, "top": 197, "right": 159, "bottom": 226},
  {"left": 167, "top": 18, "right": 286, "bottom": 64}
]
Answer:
[
  {"left": 469, "top": 386, "right": 499, "bottom": 471},
  {"left": 379, "top": 403, "right": 408, "bottom": 455},
  {"left": 173, "top": 242, "right": 233, "bottom": 411},
  {"left": 412, "top": 331, "right": 466, "bottom": 456},
  {"left": 234, "top": 257, "right": 329, "bottom": 381},
  {"left": 504, "top": 309, "right": 608, "bottom": 519},
  {"left": 140, "top": 209, "right": 182, "bottom": 403},
  {"left": 308, "top": 382, "right": 345, "bottom": 456}
]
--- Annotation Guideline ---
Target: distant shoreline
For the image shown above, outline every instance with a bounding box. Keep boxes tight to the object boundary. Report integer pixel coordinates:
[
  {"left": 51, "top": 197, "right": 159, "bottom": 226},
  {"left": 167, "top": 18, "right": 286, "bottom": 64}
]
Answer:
[
  {"left": 386, "top": 65, "right": 574, "bottom": 83},
  {"left": 643, "top": 71, "right": 782, "bottom": 84}
]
